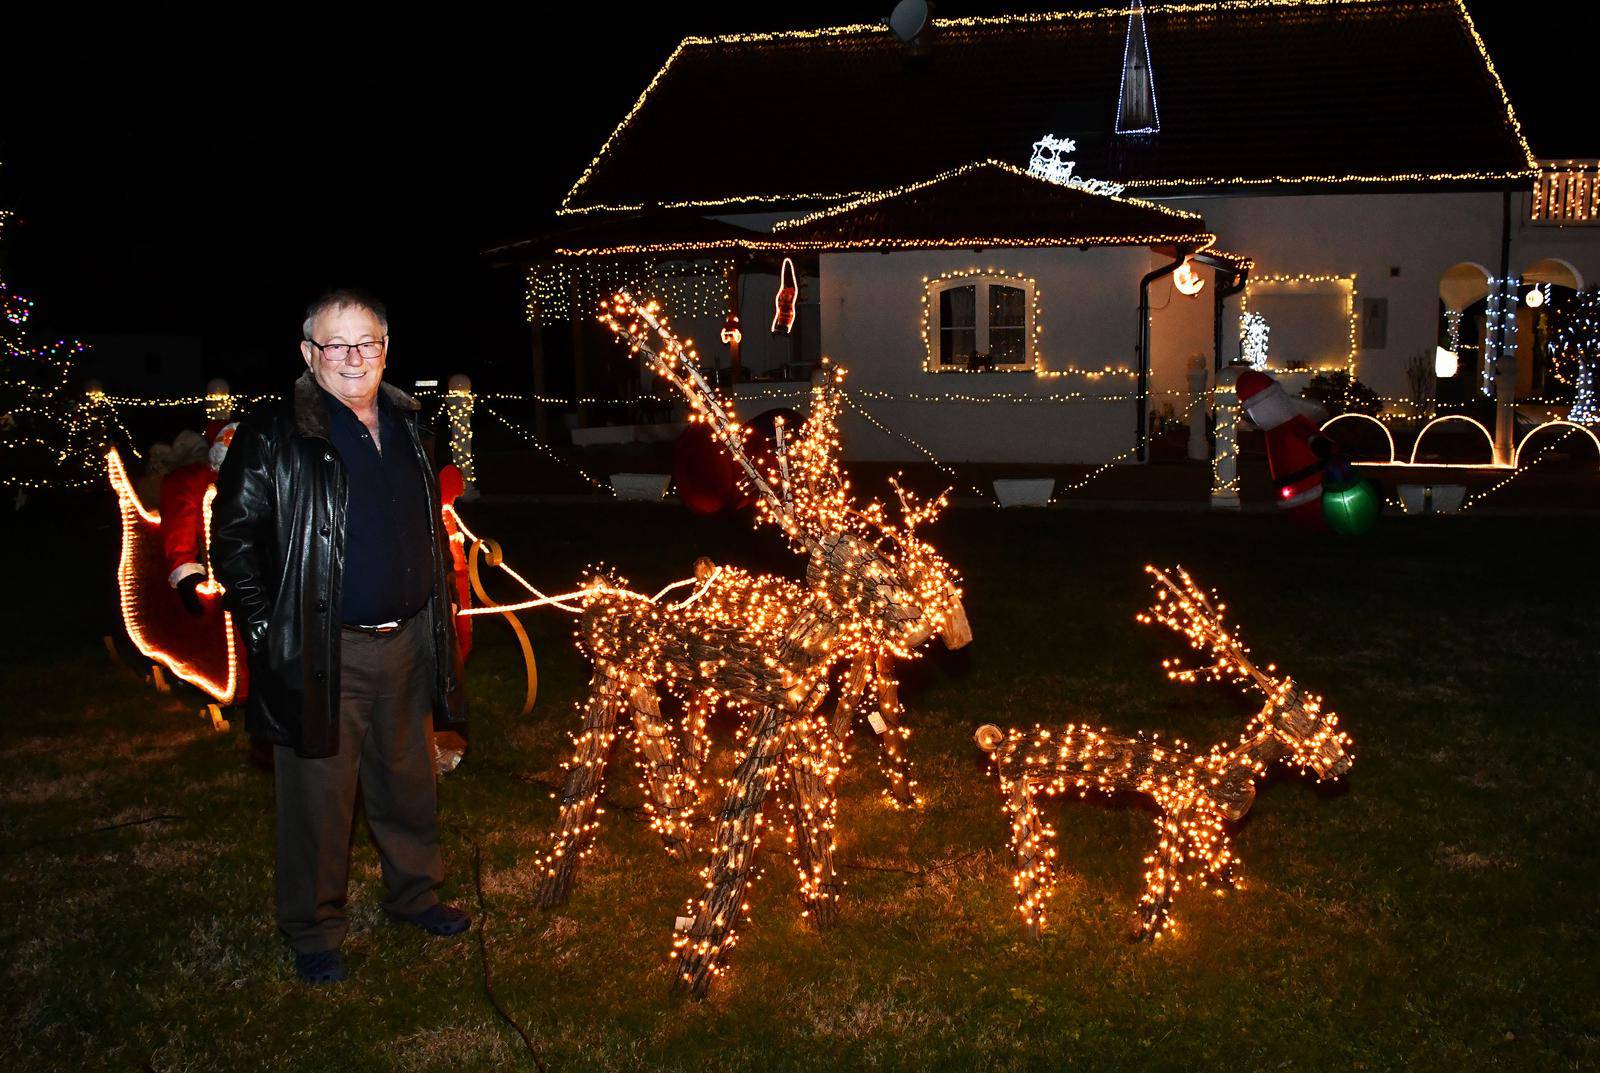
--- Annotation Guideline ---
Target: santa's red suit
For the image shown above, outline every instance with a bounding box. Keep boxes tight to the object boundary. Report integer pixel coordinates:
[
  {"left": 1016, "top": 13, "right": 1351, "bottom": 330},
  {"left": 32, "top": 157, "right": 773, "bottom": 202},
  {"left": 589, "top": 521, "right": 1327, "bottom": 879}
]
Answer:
[
  {"left": 438, "top": 463, "right": 474, "bottom": 662},
  {"left": 1235, "top": 370, "right": 1340, "bottom": 530},
  {"left": 151, "top": 419, "right": 250, "bottom": 710},
  {"left": 160, "top": 421, "right": 238, "bottom": 597}
]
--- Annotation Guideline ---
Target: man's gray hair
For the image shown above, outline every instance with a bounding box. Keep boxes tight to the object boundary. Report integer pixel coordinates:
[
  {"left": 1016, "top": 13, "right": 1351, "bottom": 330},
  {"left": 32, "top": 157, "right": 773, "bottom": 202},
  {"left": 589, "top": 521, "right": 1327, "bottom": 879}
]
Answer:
[{"left": 302, "top": 289, "right": 389, "bottom": 342}]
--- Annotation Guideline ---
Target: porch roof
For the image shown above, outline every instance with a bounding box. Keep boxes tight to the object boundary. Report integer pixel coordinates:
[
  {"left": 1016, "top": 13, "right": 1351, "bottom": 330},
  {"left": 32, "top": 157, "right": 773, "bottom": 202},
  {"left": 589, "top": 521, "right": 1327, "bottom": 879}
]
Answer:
[
  {"left": 483, "top": 212, "right": 772, "bottom": 261},
  {"left": 767, "top": 161, "right": 1215, "bottom": 251}
]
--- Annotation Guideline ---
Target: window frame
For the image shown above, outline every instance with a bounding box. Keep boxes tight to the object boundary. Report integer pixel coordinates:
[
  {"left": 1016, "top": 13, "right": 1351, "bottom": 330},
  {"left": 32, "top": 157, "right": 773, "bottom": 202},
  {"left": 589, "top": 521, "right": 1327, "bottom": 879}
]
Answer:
[{"left": 924, "top": 274, "right": 1037, "bottom": 373}]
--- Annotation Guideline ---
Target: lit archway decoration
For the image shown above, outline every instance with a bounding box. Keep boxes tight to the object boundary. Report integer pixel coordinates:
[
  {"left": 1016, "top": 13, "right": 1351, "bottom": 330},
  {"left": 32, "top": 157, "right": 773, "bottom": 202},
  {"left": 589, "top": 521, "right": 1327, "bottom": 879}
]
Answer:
[
  {"left": 1408, "top": 415, "right": 1496, "bottom": 466},
  {"left": 1514, "top": 419, "right": 1600, "bottom": 468},
  {"left": 1320, "top": 413, "right": 1395, "bottom": 464},
  {"left": 107, "top": 448, "right": 240, "bottom": 704}
]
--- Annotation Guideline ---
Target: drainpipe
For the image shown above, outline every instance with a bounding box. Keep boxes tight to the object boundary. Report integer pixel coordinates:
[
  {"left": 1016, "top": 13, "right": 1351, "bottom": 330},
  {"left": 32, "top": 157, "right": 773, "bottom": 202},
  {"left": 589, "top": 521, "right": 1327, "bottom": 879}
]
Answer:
[
  {"left": 1493, "top": 188, "right": 1516, "bottom": 465},
  {"left": 1137, "top": 249, "right": 1190, "bottom": 461},
  {"left": 1213, "top": 265, "right": 1250, "bottom": 373}
]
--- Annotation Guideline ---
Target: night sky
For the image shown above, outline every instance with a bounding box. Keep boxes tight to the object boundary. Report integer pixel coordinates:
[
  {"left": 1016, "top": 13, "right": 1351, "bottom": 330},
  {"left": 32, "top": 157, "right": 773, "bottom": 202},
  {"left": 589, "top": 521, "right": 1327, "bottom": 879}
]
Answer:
[{"left": 0, "top": 2, "right": 1587, "bottom": 395}]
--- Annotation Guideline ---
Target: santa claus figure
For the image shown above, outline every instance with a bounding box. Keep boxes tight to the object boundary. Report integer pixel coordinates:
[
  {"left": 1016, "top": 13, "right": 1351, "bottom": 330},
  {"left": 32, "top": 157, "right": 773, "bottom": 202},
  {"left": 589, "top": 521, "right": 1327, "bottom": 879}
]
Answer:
[
  {"left": 160, "top": 420, "right": 237, "bottom": 613},
  {"left": 1235, "top": 369, "right": 1349, "bottom": 530}
]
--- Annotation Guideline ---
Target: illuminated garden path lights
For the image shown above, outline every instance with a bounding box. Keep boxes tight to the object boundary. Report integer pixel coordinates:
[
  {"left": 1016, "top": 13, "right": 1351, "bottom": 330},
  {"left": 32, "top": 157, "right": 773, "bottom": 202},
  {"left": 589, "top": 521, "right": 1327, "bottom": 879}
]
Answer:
[
  {"left": 976, "top": 565, "right": 1353, "bottom": 941},
  {"left": 522, "top": 293, "right": 970, "bottom": 998}
]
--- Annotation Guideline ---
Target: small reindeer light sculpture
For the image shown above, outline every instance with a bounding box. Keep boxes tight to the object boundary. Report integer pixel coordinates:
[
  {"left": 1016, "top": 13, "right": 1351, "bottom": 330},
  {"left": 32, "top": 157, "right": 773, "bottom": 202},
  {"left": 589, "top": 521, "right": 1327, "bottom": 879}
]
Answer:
[
  {"left": 976, "top": 565, "right": 1352, "bottom": 941},
  {"left": 530, "top": 293, "right": 970, "bottom": 997}
]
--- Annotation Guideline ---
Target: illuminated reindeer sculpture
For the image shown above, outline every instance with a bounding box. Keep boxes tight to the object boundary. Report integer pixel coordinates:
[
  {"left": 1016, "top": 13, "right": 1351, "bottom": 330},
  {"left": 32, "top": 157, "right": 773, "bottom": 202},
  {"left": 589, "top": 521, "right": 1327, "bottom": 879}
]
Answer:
[
  {"left": 976, "top": 565, "right": 1352, "bottom": 941},
  {"left": 531, "top": 292, "right": 970, "bottom": 997}
]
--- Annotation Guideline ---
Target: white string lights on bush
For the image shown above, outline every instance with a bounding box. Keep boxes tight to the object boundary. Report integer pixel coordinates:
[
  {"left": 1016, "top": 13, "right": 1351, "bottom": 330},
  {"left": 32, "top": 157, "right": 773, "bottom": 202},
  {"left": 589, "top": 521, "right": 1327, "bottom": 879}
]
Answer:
[{"left": 1550, "top": 287, "right": 1600, "bottom": 424}]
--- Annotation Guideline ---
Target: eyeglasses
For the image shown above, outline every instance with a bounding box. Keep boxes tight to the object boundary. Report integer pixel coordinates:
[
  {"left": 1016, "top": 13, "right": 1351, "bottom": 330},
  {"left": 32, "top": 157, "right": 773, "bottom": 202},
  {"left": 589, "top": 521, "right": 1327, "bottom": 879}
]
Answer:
[{"left": 307, "top": 339, "right": 386, "bottom": 361}]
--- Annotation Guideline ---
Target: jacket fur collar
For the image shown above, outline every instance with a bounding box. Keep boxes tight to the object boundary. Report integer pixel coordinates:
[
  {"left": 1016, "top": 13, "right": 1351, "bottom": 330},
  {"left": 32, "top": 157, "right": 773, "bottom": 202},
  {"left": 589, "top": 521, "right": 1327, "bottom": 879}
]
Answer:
[{"left": 292, "top": 372, "right": 420, "bottom": 440}]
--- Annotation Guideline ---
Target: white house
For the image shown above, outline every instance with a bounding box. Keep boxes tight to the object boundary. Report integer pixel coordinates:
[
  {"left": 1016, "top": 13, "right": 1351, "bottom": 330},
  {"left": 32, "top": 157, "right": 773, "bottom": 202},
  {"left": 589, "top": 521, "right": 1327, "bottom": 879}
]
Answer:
[{"left": 493, "top": 0, "right": 1600, "bottom": 470}]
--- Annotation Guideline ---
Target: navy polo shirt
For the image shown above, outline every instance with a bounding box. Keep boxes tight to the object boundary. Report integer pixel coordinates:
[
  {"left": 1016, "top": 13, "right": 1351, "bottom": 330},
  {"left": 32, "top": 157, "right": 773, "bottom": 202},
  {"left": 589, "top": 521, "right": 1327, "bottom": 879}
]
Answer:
[{"left": 321, "top": 388, "right": 435, "bottom": 626}]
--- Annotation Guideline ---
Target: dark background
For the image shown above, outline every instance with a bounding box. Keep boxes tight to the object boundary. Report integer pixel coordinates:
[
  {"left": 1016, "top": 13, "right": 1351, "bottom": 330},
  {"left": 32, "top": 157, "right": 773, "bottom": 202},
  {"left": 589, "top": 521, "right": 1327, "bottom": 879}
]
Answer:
[{"left": 0, "top": 2, "right": 1587, "bottom": 394}]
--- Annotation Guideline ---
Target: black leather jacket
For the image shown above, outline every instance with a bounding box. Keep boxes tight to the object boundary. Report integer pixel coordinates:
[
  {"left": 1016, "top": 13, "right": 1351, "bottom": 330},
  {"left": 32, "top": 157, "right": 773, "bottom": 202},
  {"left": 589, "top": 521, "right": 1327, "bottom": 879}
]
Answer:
[{"left": 211, "top": 373, "right": 466, "bottom": 757}]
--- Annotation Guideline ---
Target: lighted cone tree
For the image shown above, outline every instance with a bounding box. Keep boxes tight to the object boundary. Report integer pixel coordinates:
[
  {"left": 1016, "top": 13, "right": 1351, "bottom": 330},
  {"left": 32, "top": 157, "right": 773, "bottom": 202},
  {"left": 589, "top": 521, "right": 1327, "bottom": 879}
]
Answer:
[
  {"left": 975, "top": 565, "right": 1353, "bottom": 941},
  {"left": 1551, "top": 286, "right": 1600, "bottom": 424},
  {"left": 529, "top": 292, "right": 970, "bottom": 997}
]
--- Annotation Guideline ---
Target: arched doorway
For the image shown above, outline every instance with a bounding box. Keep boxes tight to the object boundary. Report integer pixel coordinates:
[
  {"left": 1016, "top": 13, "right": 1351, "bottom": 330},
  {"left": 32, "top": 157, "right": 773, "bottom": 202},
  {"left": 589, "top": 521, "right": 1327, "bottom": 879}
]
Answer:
[
  {"left": 1518, "top": 258, "right": 1583, "bottom": 399},
  {"left": 1437, "top": 263, "right": 1491, "bottom": 408}
]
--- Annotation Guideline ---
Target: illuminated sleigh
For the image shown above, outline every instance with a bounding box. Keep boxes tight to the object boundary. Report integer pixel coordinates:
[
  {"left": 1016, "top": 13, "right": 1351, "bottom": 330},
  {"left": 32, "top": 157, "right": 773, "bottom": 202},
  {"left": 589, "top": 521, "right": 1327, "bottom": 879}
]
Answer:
[{"left": 106, "top": 448, "right": 245, "bottom": 727}]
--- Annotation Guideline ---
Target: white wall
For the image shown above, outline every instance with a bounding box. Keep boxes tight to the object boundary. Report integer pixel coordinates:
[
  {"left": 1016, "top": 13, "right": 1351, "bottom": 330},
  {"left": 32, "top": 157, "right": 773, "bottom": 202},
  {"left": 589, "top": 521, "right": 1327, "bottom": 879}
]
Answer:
[
  {"left": 1151, "top": 190, "right": 1600, "bottom": 402},
  {"left": 811, "top": 247, "right": 1154, "bottom": 463}
]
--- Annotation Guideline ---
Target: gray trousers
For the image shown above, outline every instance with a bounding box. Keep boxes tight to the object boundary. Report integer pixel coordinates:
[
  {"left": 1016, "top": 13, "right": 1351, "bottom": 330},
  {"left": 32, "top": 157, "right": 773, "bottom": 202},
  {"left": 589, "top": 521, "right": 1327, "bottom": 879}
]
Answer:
[{"left": 274, "top": 611, "right": 443, "bottom": 954}]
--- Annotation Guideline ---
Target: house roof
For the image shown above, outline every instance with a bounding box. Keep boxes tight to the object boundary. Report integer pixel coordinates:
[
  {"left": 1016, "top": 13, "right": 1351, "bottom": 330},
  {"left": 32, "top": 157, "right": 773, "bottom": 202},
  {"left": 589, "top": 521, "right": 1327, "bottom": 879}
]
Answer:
[
  {"left": 768, "top": 160, "right": 1214, "bottom": 250},
  {"left": 483, "top": 212, "right": 770, "bottom": 260},
  {"left": 560, "top": 0, "right": 1537, "bottom": 215}
]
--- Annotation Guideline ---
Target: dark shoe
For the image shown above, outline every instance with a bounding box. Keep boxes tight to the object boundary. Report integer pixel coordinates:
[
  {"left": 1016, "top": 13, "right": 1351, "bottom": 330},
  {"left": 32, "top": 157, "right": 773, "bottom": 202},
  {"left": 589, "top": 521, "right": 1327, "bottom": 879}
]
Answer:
[
  {"left": 387, "top": 902, "right": 471, "bottom": 937},
  {"left": 293, "top": 948, "right": 348, "bottom": 985}
]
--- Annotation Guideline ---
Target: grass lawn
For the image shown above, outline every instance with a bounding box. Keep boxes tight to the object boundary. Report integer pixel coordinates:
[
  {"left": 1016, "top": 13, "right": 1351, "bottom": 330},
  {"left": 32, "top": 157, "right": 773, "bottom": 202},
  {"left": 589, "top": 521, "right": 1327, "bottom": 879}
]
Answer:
[{"left": 2, "top": 498, "right": 1597, "bottom": 1071}]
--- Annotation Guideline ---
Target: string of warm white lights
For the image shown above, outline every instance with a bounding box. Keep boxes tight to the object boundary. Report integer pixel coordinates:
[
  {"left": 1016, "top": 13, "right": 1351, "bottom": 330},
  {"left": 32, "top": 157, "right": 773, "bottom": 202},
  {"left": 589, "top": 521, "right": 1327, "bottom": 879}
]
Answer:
[
  {"left": 526, "top": 292, "right": 971, "bottom": 999},
  {"left": 557, "top": 0, "right": 1536, "bottom": 215},
  {"left": 478, "top": 404, "right": 617, "bottom": 495},
  {"left": 1239, "top": 274, "right": 1357, "bottom": 375},
  {"left": 1458, "top": 427, "right": 1579, "bottom": 513},
  {"left": 526, "top": 259, "right": 732, "bottom": 323},
  {"left": 443, "top": 384, "right": 477, "bottom": 496},
  {"left": 977, "top": 564, "right": 1353, "bottom": 941}
]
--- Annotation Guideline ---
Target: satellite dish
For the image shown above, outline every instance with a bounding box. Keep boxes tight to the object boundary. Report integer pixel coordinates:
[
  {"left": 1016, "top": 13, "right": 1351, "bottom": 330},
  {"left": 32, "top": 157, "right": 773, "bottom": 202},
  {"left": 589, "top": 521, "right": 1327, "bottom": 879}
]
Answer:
[{"left": 887, "top": 0, "right": 931, "bottom": 44}]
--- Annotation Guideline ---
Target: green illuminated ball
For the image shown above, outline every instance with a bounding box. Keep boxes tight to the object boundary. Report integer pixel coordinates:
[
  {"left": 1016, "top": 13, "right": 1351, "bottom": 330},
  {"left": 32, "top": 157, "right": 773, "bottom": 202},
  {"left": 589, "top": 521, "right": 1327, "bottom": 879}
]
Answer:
[{"left": 1322, "top": 477, "right": 1380, "bottom": 537}]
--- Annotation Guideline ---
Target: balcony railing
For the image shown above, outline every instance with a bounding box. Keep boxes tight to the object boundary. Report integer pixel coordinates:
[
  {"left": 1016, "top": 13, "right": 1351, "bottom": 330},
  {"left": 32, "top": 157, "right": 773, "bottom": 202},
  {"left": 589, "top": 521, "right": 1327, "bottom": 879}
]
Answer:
[{"left": 1529, "top": 160, "right": 1600, "bottom": 226}]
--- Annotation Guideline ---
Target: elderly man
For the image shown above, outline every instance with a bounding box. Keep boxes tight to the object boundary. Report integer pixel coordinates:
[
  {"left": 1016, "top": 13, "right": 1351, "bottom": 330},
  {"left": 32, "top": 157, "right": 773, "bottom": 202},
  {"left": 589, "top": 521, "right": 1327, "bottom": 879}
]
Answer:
[{"left": 212, "top": 289, "right": 468, "bottom": 985}]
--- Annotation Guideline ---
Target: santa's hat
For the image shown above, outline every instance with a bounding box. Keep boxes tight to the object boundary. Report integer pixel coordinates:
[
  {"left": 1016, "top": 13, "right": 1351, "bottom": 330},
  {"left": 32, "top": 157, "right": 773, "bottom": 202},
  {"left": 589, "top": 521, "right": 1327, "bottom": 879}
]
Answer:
[
  {"left": 206, "top": 420, "right": 239, "bottom": 470},
  {"left": 438, "top": 463, "right": 465, "bottom": 506},
  {"left": 1235, "top": 369, "right": 1299, "bottom": 431}
]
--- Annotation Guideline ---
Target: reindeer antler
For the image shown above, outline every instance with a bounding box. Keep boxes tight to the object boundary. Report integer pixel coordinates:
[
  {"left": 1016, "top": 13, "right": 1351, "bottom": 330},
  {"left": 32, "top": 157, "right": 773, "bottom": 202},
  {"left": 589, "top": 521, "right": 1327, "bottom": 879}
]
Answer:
[{"left": 600, "top": 292, "right": 816, "bottom": 551}]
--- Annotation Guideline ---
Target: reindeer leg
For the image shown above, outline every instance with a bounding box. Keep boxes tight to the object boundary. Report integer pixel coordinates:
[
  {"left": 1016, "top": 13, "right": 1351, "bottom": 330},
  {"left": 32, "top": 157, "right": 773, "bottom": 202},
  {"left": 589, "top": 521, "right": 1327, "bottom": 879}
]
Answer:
[
  {"left": 628, "top": 681, "right": 698, "bottom": 861},
  {"left": 829, "top": 652, "right": 871, "bottom": 739},
  {"left": 1135, "top": 797, "right": 1187, "bottom": 940},
  {"left": 869, "top": 651, "right": 918, "bottom": 807},
  {"left": 785, "top": 698, "right": 841, "bottom": 926},
  {"left": 1187, "top": 804, "right": 1240, "bottom": 892},
  {"left": 532, "top": 667, "right": 628, "bottom": 908},
  {"left": 671, "top": 701, "right": 793, "bottom": 998},
  {"left": 681, "top": 691, "right": 716, "bottom": 784},
  {"left": 1006, "top": 775, "right": 1056, "bottom": 940}
]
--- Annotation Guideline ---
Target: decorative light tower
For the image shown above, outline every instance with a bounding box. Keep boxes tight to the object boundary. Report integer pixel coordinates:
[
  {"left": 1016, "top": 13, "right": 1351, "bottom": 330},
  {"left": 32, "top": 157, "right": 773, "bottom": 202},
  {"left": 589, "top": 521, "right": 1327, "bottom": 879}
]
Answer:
[{"left": 1115, "top": 0, "right": 1160, "bottom": 135}]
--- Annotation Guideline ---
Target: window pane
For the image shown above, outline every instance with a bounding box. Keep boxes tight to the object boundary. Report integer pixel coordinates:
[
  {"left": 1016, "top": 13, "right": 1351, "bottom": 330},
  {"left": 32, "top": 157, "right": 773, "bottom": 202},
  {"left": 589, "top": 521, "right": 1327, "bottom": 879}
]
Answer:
[
  {"left": 940, "top": 285, "right": 976, "bottom": 328},
  {"left": 989, "top": 327, "right": 1026, "bottom": 364},
  {"left": 941, "top": 328, "right": 977, "bottom": 365},
  {"left": 989, "top": 285, "right": 1026, "bottom": 328}
]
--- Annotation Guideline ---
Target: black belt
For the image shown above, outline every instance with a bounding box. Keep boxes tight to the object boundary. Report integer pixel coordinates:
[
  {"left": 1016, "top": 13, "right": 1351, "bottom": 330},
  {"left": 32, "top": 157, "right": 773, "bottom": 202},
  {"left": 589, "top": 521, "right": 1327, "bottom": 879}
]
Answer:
[{"left": 342, "top": 608, "right": 422, "bottom": 635}]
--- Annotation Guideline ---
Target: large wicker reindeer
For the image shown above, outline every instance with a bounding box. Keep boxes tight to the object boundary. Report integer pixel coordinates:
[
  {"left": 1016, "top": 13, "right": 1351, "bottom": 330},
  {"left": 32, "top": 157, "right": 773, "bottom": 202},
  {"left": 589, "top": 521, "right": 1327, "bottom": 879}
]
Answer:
[
  {"left": 976, "top": 565, "right": 1352, "bottom": 941},
  {"left": 530, "top": 292, "right": 970, "bottom": 997}
]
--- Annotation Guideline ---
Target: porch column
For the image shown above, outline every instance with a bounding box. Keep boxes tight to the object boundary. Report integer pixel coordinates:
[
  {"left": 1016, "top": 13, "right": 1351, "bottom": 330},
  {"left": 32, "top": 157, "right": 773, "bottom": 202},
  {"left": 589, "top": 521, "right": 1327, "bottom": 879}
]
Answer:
[
  {"left": 726, "top": 258, "right": 743, "bottom": 383},
  {"left": 1210, "top": 366, "right": 1241, "bottom": 510},
  {"left": 1493, "top": 189, "right": 1517, "bottom": 465},
  {"left": 572, "top": 275, "right": 591, "bottom": 429}
]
